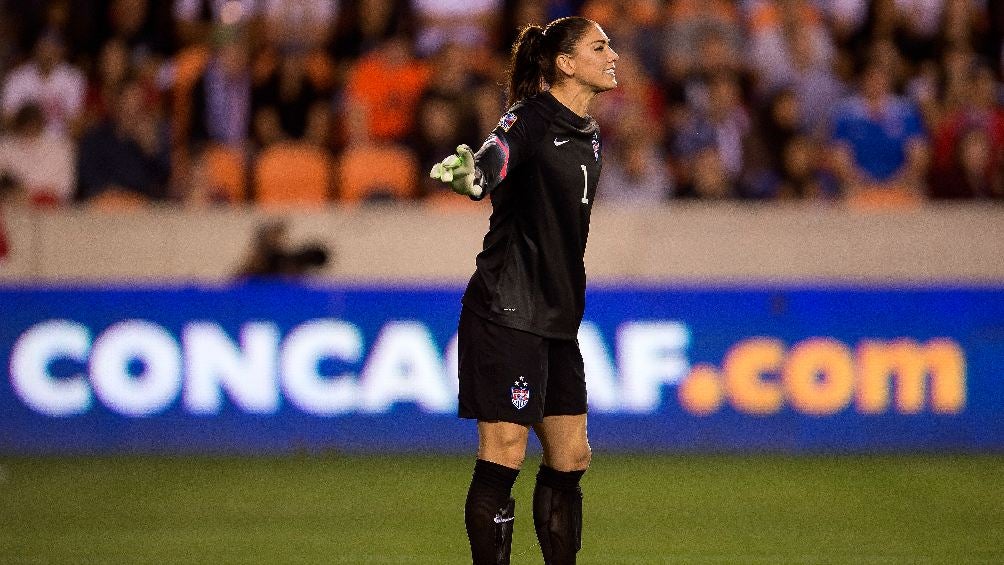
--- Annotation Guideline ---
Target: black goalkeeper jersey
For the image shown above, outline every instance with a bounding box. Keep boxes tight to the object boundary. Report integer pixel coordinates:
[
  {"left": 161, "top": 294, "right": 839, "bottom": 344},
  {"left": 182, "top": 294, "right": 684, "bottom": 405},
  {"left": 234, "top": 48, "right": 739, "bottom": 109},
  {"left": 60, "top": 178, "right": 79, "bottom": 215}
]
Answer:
[{"left": 462, "top": 91, "right": 602, "bottom": 340}]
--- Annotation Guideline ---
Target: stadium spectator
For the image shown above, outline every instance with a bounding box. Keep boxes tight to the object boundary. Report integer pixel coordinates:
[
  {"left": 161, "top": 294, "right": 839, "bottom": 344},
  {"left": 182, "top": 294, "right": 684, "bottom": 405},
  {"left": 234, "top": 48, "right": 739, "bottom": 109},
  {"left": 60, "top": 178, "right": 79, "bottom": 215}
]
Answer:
[
  {"left": 777, "top": 134, "right": 838, "bottom": 199},
  {"left": 7, "top": 0, "right": 101, "bottom": 60},
  {"left": 0, "top": 0, "right": 49, "bottom": 57},
  {"left": 1, "top": 31, "right": 85, "bottom": 136},
  {"left": 941, "top": 0, "right": 985, "bottom": 52},
  {"left": 672, "top": 72, "right": 750, "bottom": 197},
  {"left": 891, "top": 0, "right": 944, "bottom": 65},
  {"left": 906, "top": 59, "right": 942, "bottom": 132},
  {"left": 931, "top": 126, "right": 1002, "bottom": 198},
  {"left": 411, "top": 0, "right": 502, "bottom": 56},
  {"left": 0, "top": 0, "right": 1000, "bottom": 208},
  {"left": 304, "top": 101, "right": 336, "bottom": 149},
  {"left": 82, "top": 39, "right": 131, "bottom": 130},
  {"left": 251, "top": 48, "right": 332, "bottom": 148},
  {"left": 597, "top": 110, "right": 673, "bottom": 205},
  {"left": 675, "top": 146, "right": 736, "bottom": 199},
  {"left": 260, "top": 0, "right": 338, "bottom": 50},
  {"left": 329, "top": 0, "right": 414, "bottom": 61},
  {"left": 742, "top": 88, "right": 802, "bottom": 198},
  {"left": 824, "top": 0, "right": 899, "bottom": 83},
  {"left": 0, "top": 104, "right": 76, "bottom": 206},
  {"left": 662, "top": 0, "right": 745, "bottom": 82},
  {"left": 929, "top": 64, "right": 1004, "bottom": 198},
  {"left": 174, "top": 0, "right": 260, "bottom": 46},
  {"left": 830, "top": 60, "right": 930, "bottom": 202},
  {"left": 821, "top": 0, "right": 871, "bottom": 47},
  {"left": 179, "top": 30, "right": 253, "bottom": 149},
  {"left": 746, "top": 0, "right": 836, "bottom": 96},
  {"left": 622, "top": 0, "right": 671, "bottom": 79},
  {"left": 657, "top": 3, "right": 752, "bottom": 168},
  {"left": 470, "top": 83, "right": 506, "bottom": 138},
  {"left": 412, "top": 78, "right": 478, "bottom": 199},
  {"left": 105, "top": 0, "right": 177, "bottom": 59},
  {"left": 343, "top": 35, "right": 430, "bottom": 144},
  {"left": 417, "top": 42, "right": 480, "bottom": 137},
  {"left": 788, "top": 28, "right": 848, "bottom": 137},
  {"left": 76, "top": 80, "right": 170, "bottom": 202}
]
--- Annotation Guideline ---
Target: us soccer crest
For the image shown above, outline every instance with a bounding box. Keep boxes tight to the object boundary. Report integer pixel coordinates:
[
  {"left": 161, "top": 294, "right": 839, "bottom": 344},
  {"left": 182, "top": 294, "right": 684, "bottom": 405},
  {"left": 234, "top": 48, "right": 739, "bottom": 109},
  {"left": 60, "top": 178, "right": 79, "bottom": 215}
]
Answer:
[
  {"left": 510, "top": 376, "right": 530, "bottom": 410},
  {"left": 499, "top": 112, "right": 518, "bottom": 132},
  {"left": 591, "top": 132, "right": 600, "bottom": 162}
]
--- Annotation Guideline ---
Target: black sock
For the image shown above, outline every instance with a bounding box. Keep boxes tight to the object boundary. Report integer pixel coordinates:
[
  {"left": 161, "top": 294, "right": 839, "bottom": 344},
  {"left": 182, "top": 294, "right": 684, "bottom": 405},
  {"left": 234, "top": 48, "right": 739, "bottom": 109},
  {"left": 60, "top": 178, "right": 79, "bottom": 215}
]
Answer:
[
  {"left": 465, "top": 459, "right": 520, "bottom": 565},
  {"left": 533, "top": 465, "right": 585, "bottom": 565}
]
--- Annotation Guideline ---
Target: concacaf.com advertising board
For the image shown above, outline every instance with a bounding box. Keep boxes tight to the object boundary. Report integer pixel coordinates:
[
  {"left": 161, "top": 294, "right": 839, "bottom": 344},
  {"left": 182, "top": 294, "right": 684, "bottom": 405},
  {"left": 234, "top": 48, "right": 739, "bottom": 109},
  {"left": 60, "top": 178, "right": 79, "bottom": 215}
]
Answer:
[{"left": 2, "top": 284, "right": 1001, "bottom": 453}]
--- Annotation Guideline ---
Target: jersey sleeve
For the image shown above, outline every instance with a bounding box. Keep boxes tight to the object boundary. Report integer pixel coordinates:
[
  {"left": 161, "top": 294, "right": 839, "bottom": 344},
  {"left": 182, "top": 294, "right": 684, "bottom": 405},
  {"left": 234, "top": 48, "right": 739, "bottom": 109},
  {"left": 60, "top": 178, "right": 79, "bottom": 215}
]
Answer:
[{"left": 469, "top": 105, "right": 547, "bottom": 199}]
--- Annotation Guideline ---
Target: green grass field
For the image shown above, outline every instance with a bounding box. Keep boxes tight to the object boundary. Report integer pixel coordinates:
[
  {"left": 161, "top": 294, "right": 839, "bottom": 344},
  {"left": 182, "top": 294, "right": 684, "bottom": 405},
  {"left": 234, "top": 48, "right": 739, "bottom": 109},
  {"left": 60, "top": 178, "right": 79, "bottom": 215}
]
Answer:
[{"left": 0, "top": 454, "right": 1001, "bottom": 564}]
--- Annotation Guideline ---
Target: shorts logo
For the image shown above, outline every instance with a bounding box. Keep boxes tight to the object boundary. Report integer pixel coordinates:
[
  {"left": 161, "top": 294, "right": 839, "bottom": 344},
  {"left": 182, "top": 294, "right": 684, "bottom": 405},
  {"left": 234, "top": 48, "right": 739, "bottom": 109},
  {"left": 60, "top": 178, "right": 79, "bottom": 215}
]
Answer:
[
  {"left": 510, "top": 376, "right": 530, "bottom": 410},
  {"left": 499, "top": 112, "right": 518, "bottom": 132}
]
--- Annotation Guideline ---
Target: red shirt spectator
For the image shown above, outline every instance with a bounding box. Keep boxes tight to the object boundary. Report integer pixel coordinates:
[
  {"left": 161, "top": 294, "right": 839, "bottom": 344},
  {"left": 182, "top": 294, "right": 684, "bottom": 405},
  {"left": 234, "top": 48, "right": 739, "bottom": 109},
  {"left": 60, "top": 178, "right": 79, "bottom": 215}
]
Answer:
[
  {"left": 929, "top": 67, "right": 1004, "bottom": 199},
  {"left": 343, "top": 36, "right": 431, "bottom": 143}
]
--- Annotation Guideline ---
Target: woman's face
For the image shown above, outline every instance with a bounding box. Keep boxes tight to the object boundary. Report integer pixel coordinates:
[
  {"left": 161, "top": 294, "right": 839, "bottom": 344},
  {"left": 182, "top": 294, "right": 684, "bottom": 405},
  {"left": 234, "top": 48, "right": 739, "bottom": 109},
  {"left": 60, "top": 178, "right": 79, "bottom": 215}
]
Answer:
[{"left": 563, "top": 24, "right": 619, "bottom": 93}]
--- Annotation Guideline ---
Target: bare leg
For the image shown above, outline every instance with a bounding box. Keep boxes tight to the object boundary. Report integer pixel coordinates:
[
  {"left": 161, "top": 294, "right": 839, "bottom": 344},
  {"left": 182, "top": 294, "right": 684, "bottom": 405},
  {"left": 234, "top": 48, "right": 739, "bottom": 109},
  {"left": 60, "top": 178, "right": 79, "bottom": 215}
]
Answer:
[
  {"left": 478, "top": 420, "right": 531, "bottom": 469},
  {"left": 533, "top": 414, "right": 591, "bottom": 471}
]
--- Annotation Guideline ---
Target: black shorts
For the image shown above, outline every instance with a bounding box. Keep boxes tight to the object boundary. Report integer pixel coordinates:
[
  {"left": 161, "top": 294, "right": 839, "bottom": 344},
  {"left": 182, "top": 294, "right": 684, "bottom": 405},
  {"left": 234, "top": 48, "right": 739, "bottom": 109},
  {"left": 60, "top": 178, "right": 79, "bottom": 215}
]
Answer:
[{"left": 457, "top": 307, "right": 587, "bottom": 424}]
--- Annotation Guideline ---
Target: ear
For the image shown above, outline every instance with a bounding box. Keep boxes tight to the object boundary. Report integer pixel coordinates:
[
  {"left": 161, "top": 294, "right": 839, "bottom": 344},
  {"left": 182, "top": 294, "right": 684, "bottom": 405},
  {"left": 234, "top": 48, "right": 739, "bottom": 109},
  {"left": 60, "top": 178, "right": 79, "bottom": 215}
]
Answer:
[{"left": 556, "top": 52, "right": 575, "bottom": 78}]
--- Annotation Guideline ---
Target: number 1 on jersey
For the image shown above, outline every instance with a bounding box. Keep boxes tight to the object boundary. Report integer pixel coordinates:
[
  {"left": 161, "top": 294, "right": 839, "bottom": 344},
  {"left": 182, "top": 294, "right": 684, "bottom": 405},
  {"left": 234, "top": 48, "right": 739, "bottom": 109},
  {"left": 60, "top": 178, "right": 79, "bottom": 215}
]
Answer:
[{"left": 580, "top": 165, "right": 589, "bottom": 204}]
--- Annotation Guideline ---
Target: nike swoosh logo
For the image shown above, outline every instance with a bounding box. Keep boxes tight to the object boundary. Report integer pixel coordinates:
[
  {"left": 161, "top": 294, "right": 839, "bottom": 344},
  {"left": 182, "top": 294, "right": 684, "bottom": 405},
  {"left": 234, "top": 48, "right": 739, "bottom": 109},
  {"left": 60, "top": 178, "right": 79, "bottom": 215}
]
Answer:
[
  {"left": 494, "top": 515, "right": 515, "bottom": 524},
  {"left": 554, "top": 138, "right": 570, "bottom": 146}
]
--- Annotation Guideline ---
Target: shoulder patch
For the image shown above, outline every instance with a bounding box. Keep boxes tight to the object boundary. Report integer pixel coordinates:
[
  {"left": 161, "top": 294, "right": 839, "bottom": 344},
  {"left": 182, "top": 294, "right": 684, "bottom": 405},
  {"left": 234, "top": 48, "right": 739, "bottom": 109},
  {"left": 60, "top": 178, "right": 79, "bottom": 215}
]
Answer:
[{"left": 498, "top": 112, "right": 518, "bottom": 132}]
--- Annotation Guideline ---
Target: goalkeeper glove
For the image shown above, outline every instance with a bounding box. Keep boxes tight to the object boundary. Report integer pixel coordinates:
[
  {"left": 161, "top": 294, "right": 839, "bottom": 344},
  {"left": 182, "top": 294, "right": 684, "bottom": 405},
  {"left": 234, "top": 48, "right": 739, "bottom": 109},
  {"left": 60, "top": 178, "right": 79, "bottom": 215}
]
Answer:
[{"left": 430, "top": 144, "right": 483, "bottom": 198}]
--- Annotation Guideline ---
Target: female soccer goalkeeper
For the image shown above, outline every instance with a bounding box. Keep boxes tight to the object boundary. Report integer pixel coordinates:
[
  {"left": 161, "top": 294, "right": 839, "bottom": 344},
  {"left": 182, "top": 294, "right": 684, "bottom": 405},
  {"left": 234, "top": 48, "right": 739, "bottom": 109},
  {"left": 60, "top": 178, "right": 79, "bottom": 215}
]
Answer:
[{"left": 430, "top": 16, "right": 618, "bottom": 565}]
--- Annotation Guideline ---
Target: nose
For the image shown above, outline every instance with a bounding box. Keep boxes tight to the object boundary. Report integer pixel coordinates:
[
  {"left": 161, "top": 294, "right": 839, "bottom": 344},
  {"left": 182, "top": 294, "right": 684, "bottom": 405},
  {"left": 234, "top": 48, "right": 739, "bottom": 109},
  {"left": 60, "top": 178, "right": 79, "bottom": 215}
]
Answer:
[{"left": 609, "top": 47, "right": 619, "bottom": 62}]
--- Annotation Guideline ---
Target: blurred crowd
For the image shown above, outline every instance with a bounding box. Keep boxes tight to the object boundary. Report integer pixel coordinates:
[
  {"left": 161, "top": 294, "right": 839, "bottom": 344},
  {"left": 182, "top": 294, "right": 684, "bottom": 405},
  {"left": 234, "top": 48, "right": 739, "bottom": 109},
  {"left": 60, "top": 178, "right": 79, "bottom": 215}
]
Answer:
[{"left": 0, "top": 0, "right": 1002, "bottom": 211}]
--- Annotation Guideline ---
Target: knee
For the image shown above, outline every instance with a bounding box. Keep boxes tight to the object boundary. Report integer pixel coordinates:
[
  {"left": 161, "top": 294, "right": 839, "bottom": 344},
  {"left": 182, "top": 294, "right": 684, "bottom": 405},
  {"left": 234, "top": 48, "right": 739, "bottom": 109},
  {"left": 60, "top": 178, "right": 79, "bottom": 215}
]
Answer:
[
  {"left": 479, "top": 432, "right": 528, "bottom": 469},
  {"left": 580, "top": 443, "right": 593, "bottom": 469},
  {"left": 548, "top": 440, "right": 591, "bottom": 472},
  {"left": 572, "top": 442, "right": 592, "bottom": 471}
]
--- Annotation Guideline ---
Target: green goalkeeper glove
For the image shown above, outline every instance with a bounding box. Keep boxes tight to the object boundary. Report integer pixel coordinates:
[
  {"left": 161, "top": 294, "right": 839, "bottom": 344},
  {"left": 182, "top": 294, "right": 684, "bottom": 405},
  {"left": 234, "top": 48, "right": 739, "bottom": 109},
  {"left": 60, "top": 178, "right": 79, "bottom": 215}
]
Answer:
[{"left": 430, "top": 144, "right": 483, "bottom": 198}]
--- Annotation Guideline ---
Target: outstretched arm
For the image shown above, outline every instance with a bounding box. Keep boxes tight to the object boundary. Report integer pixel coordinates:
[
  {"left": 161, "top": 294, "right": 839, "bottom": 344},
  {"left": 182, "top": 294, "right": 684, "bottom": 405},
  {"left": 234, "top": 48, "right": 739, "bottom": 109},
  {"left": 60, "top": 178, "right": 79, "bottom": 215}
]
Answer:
[{"left": 430, "top": 108, "right": 538, "bottom": 201}]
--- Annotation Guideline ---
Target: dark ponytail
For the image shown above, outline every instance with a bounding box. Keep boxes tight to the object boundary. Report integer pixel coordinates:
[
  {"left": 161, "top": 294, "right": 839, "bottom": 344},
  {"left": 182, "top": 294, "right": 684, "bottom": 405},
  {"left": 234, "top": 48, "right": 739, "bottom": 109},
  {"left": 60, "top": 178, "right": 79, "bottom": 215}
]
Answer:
[{"left": 505, "top": 16, "right": 596, "bottom": 107}]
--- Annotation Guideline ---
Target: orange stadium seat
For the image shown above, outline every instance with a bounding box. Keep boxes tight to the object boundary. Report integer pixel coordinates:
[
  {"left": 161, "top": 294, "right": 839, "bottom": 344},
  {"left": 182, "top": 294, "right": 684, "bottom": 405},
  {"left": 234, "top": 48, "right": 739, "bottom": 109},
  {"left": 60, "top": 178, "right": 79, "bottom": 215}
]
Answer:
[
  {"left": 254, "top": 142, "right": 333, "bottom": 208},
  {"left": 202, "top": 144, "right": 247, "bottom": 203},
  {"left": 336, "top": 144, "right": 418, "bottom": 204},
  {"left": 846, "top": 186, "right": 924, "bottom": 210}
]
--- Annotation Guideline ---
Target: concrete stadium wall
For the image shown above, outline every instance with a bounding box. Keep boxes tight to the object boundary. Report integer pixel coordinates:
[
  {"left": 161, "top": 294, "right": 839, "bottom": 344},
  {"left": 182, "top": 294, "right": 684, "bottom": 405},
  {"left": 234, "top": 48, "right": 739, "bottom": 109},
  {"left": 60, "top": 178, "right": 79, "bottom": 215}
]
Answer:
[{"left": 1, "top": 203, "right": 1002, "bottom": 284}]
